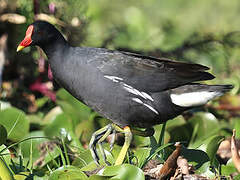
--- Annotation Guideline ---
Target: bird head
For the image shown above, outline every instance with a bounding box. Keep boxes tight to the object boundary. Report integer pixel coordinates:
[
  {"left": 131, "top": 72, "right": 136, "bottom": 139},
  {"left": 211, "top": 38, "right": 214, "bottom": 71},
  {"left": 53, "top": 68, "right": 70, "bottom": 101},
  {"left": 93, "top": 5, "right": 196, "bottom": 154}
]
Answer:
[{"left": 17, "top": 21, "right": 61, "bottom": 52}]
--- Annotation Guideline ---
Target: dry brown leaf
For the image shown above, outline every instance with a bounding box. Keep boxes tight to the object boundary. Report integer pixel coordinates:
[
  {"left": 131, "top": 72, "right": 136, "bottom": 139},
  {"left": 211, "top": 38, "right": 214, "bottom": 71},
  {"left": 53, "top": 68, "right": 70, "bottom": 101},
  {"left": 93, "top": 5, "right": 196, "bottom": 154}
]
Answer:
[
  {"left": 35, "top": 13, "right": 66, "bottom": 27},
  {"left": 0, "top": 13, "right": 26, "bottom": 24},
  {"left": 157, "top": 142, "right": 181, "bottom": 179},
  {"left": 177, "top": 156, "right": 189, "bottom": 175}
]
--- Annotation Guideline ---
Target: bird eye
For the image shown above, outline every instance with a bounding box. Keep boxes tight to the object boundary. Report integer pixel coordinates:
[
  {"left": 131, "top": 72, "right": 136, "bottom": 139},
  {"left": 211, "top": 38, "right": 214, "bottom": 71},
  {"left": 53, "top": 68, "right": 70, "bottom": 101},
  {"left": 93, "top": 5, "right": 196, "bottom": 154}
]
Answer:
[{"left": 38, "top": 31, "right": 43, "bottom": 36}]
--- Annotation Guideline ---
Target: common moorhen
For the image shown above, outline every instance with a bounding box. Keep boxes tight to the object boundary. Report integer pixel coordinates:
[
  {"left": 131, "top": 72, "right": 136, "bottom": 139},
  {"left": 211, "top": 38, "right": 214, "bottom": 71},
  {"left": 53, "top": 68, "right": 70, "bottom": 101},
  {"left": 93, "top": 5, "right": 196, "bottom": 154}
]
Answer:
[{"left": 17, "top": 21, "right": 233, "bottom": 165}]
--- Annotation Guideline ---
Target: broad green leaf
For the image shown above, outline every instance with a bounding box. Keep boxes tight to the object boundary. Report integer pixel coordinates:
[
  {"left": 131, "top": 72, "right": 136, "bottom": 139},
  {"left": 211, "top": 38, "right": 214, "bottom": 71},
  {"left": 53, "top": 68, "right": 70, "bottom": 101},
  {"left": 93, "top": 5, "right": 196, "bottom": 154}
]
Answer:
[
  {"left": 74, "top": 149, "right": 98, "bottom": 170},
  {"left": 188, "top": 112, "right": 220, "bottom": 145},
  {"left": 233, "top": 174, "right": 240, "bottom": 180},
  {"left": 181, "top": 147, "right": 209, "bottom": 170},
  {"left": 167, "top": 123, "right": 193, "bottom": 143},
  {"left": 74, "top": 115, "right": 95, "bottom": 143},
  {"left": 44, "top": 113, "right": 73, "bottom": 137},
  {"left": 0, "top": 157, "right": 13, "bottom": 180},
  {"left": 103, "top": 164, "right": 144, "bottom": 180},
  {"left": 89, "top": 175, "right": 113, "bottom": 180},
  {"left": 134, "top": 148, "right": 150, "bottom": 168},
  {"left": 27, "top": 114, "right": 43, "bottom": 125},
  {"left": 195, "top": 161, "right": 215, "bottom": 177},
  {"left": 166, "top": 116, "right": 186, "bottom": 129},
  {"left": 49, "top": 166, "right": 88, "bottom": 180},
  {"left": 14, "top": 172, "right": 30, "bottom": 180},
  {"left": 197, "top": 135, "right": 224, "bottom": 165},
  {"left": 0, "top": 145, "right": 12, "bottom": 180},
  {"left": 0, "top": 107, "right": 29, "bottom": 141},
  {"left": 205, "top": 136, "right": 224, "bottom": 165},
  {"left": 221, "top": 165, "right": 237, "bottom": 176},
  {"left": 56, "top": 89, "right": 92, "bottom": 127}
]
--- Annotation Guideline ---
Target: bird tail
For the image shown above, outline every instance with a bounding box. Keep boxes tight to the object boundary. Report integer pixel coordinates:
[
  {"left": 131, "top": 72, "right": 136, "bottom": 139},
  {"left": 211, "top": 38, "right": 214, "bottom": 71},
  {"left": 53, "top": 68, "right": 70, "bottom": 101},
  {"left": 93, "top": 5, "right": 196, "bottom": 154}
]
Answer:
[{"left": 170, "top": 84, "right": 233, "bottom": 107}]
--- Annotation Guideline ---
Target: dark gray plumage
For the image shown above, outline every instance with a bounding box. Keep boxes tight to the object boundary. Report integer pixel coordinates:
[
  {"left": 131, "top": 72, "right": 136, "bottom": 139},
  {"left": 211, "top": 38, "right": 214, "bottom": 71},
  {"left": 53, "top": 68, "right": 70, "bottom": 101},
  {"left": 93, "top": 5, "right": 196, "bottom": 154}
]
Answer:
[{"left": 19, "top": 21, "right": 233, "bottom": 128}]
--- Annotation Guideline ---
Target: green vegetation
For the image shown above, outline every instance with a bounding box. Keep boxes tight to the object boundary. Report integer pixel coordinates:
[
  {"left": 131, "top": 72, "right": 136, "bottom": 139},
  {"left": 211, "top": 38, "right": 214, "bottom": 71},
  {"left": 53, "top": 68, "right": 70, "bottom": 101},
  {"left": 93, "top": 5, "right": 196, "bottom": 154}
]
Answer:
[{"left": 0, "top": 0, "right": 240, "bottom": 179}]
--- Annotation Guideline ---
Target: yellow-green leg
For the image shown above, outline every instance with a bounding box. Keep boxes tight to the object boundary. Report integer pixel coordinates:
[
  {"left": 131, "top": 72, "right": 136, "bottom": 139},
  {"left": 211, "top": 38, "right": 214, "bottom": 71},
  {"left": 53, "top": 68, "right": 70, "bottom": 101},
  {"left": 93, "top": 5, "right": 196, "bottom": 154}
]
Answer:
[
  {"left": 114, "top": 126, "right": 132, "bottom": 165},
  {"left": 89, "top": 124, "right": 154, "bottom": 166},
  {"left": 89, "top": 124, "right": 112, "bottom": 165},
  {"left": 97, "top": 126, "right": 113, "bottom": 165}
]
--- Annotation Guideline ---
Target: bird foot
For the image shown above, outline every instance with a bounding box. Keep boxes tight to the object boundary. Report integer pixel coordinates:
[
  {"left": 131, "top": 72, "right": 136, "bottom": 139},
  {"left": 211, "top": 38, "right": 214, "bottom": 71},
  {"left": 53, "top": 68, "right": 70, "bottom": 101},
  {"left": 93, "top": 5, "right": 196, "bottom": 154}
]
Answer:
[{"left": 89, "top": 124, "right": 133, "bottom": 166}]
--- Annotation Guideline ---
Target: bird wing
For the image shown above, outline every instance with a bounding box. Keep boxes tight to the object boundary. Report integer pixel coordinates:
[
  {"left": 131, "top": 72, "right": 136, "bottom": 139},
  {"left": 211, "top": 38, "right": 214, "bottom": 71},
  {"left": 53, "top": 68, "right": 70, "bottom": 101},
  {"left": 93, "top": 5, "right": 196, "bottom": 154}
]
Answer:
[{"left": 92, "top": 49, "right": 215, "bottom": 92}]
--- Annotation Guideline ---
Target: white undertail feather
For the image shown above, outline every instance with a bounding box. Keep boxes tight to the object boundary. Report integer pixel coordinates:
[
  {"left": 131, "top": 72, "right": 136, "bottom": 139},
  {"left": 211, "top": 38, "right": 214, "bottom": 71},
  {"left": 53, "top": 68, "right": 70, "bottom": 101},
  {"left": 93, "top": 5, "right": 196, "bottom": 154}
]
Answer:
[{"left": 170, "top": 91, "right": 223, "bottom": 107}]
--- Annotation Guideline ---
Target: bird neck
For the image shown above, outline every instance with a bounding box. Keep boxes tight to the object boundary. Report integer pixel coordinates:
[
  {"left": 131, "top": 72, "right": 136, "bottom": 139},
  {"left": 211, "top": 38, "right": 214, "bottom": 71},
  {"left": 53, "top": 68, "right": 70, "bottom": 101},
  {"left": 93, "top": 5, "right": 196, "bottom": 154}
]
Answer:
[{"left": 40, "top": 35, "right": 69, "bottom": 59}]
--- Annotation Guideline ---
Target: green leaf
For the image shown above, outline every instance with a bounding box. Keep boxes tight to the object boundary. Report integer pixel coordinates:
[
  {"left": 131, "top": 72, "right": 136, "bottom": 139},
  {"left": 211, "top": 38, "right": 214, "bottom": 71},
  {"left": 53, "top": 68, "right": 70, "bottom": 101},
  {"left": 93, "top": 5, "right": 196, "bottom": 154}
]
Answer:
[
  {"left": 56, "top": 89, "right": 92, "bottom": 127},
  {"left": 134, "top": 148, "right": 150, "bottom": 168},
  {"left": 74, "top": 149, "right": 98, "bottom": 170},
  {"left": 0, "top": 157, "right": 13, "bottom": 180},
  {"left": 89, "top": 175, "right": 112, "bottom": 180},
  {"left": 205, "top": 136, "right": 224, "bottom": 165},
  {"left": 14, "top": 172, "right": 30, "bottom": 180},
  {"left": 181, "top": 147, "right": 209, "bottom": 171},
  {"left": 0, "top": 107, "right": 29, "bottom": 141},
  {"left": 49, "top": 166, "right": 88, "bottom": 180},
  {"left": 188, "top": 112, "right": 220, "bottom": 146},
  {"left": 233, "top": 174, "right": 240, "bottom": 180},
  {"left": 103, "top": 164, "right": 144, "bottom": 180},
  {"left": 44, "top": 113, "right": 72, "bottom": 137},
  {"left": 167, "top": 123, "right": 193, "bottom": 143},
  {"left": 221, "top": 160, "right": 237, "bottom": 176},
  {"left": 182, "top": 147, "right": 215, "bottom": 177},
  {"left": 197, "top": 135, "right": 224, "bottom": 165},
  {"left": 19, "top": 131, "right": 48, "bottom": 167}
]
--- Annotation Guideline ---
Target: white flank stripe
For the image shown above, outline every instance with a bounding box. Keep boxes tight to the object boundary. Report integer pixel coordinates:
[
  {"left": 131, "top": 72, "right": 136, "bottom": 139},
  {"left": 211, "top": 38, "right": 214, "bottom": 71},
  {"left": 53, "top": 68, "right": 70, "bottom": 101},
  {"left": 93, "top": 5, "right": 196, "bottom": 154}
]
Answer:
[
  {"left": 132, "top": 98, "right": 143, "bottom": 104},
  {"left": 124, "top": 86, "right": 139, "bottom": 95},
  {"left": 170, "top": 91, "right": 222, "bottom": 107},
  {"left": 141, "top": 92, "right": 154, "bottom": 101},
  {"left": 143, "top": 103, "right": 159, "bottom": 114},
  {"left": 132, "top": 98, "right": 159, "bottom": 114},
  {"left": 123, "top": 83, "right": 153, "bottom": 101},
  {"left": 104, "top": 75, "right": 123, "bottom": 83}
]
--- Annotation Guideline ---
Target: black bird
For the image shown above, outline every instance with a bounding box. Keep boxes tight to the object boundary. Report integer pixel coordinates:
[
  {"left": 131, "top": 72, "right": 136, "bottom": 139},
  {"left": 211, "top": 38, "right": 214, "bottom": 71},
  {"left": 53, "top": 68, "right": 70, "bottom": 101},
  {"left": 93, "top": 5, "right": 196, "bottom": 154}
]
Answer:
[{"left": 17, "top": 21, "right": 233, "bottom": 165}]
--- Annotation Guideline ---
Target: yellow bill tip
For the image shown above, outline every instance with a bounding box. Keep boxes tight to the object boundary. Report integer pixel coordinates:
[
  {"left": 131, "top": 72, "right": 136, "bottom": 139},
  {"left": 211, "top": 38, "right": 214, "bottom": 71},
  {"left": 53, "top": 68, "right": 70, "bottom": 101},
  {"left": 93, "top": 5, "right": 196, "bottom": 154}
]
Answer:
[{"left": 16, "top": 45, "right": 25, "bottom": 52}]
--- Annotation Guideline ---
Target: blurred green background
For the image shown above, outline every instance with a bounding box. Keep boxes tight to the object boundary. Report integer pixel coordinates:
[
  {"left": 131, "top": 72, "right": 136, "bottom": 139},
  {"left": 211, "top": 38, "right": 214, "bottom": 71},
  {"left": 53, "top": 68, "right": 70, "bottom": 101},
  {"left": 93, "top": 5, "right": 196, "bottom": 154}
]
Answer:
[{"left": 0, "top": 0, "right": 239, "bottom": 179}]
